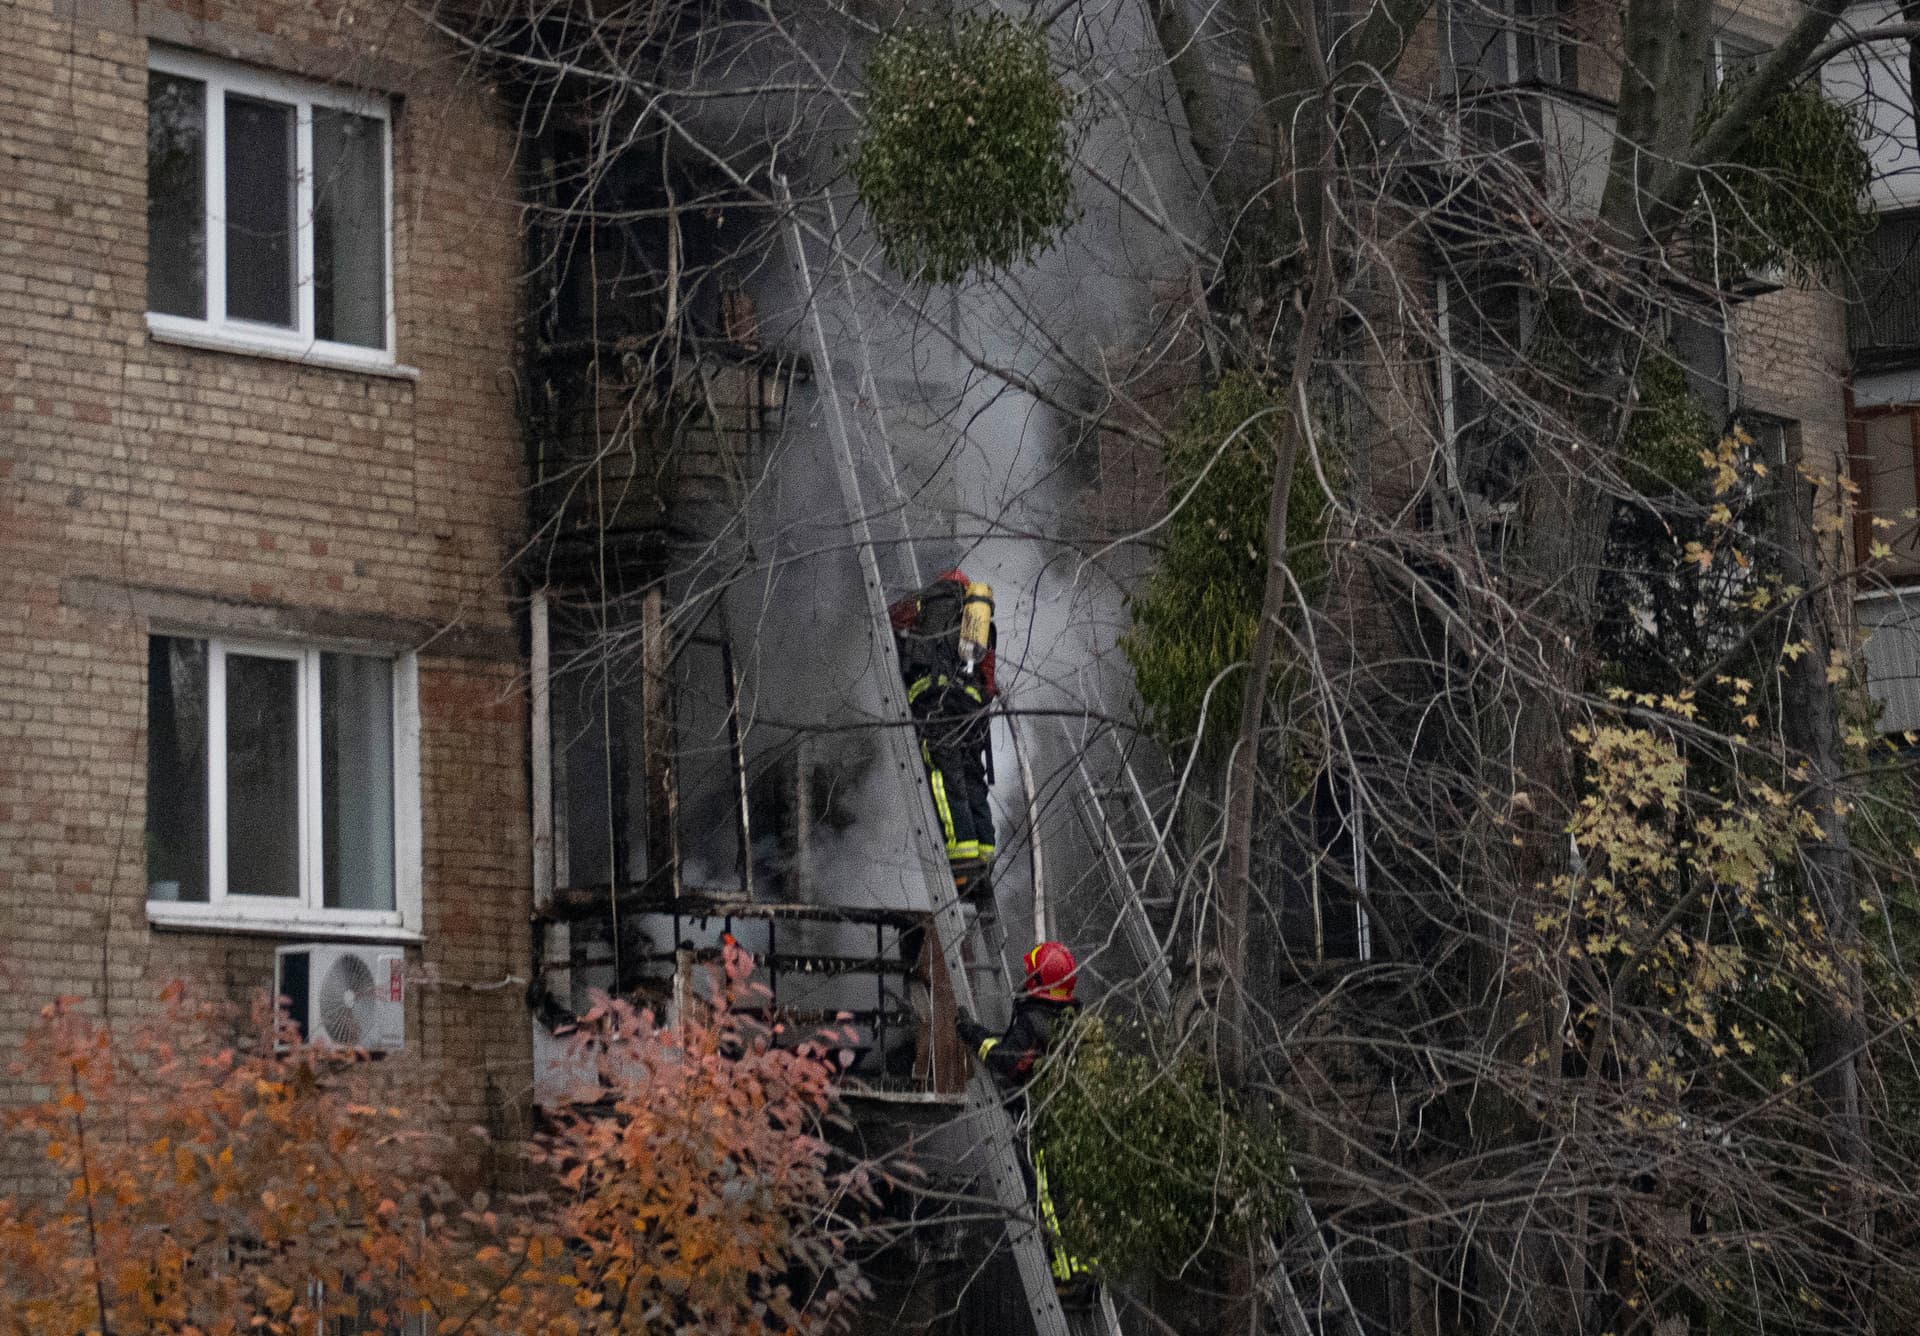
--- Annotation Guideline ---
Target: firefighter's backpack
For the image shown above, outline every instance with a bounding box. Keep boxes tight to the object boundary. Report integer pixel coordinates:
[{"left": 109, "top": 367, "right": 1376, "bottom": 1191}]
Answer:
[
  {"left": 904, "top": 580, "right": 966, "bottom": 672},
  {"left": 895, "top": 576, "right": 996, "bottom": 690}
]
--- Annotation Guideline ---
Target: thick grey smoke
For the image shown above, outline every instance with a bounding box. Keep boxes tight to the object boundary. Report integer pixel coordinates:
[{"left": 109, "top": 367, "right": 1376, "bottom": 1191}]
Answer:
[{"left": 673, "top": 0, "right": 1205, "bottom": 1014}]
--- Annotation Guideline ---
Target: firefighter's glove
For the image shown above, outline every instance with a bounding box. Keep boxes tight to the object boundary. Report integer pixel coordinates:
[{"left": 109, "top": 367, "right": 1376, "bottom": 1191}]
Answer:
[{"left": 955, "top": 1013, "right": 990, "bottom": 1048}]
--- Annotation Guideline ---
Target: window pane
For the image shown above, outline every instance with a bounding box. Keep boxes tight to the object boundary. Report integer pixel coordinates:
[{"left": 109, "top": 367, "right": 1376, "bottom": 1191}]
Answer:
[
  {"left": 147, "top": 72, "right": 206, "bottom": 319},
  {"left": 225, "top": 94, "right": 295, "bottom": 327},
  {"left": 313, "top": 109, "right": 387, "bottom": 349},
  {"left": 557, "top": 661, "right": 617, "bottom": 890},
  {"left": 1864, "top": 414, "right": 1920, "bottom": 577},
  {"left": 321, "top": 653, "right": 395, "bottom": 911},
  {"left": 146, "top": 637, "right": 209, "bottom": 902},
  {"left": 226, "top": 653, "right": 301, "bottom": 898}
]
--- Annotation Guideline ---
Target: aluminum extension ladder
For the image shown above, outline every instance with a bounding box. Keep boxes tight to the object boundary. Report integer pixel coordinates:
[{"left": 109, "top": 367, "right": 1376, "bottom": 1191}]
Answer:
[
  {"left": 1066, "top": 739, "right": 1365, "bottom": 1336},
  {"left": 779, "top": 182, "right": 1073, "bottom": 1336},
  {"left": 784, "top": 176, "right": 1356, "bottom": 1336}
]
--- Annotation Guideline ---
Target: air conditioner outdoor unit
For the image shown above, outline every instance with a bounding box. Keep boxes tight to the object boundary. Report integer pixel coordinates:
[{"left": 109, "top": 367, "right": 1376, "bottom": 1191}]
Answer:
[{"left": 274, "top": 943, "right": 407, "bottom": 1051}]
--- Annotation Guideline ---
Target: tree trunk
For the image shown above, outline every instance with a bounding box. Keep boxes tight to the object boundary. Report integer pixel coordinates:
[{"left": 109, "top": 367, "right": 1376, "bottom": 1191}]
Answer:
[{"left": 1773, "top": 427, "right": 1873, "bottom": 1332}]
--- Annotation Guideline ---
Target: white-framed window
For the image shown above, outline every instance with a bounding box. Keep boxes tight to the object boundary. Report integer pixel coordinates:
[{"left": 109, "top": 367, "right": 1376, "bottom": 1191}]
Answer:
[
  {"left": 146, "top": 47, "right": 394, "bottom": 365},
  {"left": 1448, "top": 0, "right": 1575, "bottom": 91},
  {"left": 145, "top": 635, "right": 422, "bottom": 938},
  {"left": 1710, "top": 30, "right": 1766, "bottom": 87}
]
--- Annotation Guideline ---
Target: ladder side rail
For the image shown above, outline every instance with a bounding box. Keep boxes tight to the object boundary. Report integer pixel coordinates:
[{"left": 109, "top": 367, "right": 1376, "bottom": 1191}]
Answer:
[
  {"left": 1108, "top": 734, "right": 1186, "bottom": 897},
  {"left": 1067, "top": 743, "right": 1173, "bottom": 1014},
  {"left": 1287, "top": 1173, "right": 1367, "bottom": 1336},
  {"left": 1071, "top": 786, "right": 1173, "bottom": 1017},
  {"left": 1262, "top": 1245, "right": 1323, "bottom": 1336},
  {"left": 1009, "top": 713, "right": 1050, "bottom": 943},
  {"left": 777, "top": 181, "right": 1069, "bottom": 1336},
  {"left": 1090, "top": 737, "right": 1360, "bottom": 1336}
]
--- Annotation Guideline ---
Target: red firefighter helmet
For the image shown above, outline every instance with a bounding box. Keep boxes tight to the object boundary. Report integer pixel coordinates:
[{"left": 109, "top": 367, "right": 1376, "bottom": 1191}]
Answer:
[
  {"left": 1023, "top": 941, "right": 1077, "bottom": 1003},
  {"left": 934, "top": 567, "right": 970, "bottom": 586}
]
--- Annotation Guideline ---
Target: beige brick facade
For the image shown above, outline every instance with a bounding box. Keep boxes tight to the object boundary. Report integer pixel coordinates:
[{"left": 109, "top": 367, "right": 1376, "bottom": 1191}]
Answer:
[
  {"left": 1734, "top": 284, "right": 1855, "bottom": 560},
  {"left": 0, "top": 0, "right": 531, "bottom": 1192}
]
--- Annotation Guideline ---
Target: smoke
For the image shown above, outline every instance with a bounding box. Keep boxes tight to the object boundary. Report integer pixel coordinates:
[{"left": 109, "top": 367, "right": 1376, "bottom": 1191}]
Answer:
[{"left": 669, "top": 0, "right": 1204, "bottom": 1000}]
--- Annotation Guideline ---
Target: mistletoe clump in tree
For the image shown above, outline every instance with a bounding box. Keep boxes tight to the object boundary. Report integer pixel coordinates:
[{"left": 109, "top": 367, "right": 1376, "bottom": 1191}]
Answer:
[
  {"left": 1696, "top": 74, "right": 1871, "bottom": 284},
  {"left": 849, "top": 14, "right": 1075, "bottom": 283},
  {"left": 1034, "top": 1014, "right": 1291, "bottom": 1279},
  {"left": 1122, "top": 373, "right": 1334, "bottom": 753}
]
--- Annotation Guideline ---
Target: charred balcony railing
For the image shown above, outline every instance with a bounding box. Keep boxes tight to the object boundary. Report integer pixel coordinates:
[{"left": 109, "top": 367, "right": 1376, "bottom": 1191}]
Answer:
[
  {"left": 530, "top": 893, "right": 967, "bottom": 1100},
  {"left": 526, "top": 341, "right": 801, "bottom": 580}
]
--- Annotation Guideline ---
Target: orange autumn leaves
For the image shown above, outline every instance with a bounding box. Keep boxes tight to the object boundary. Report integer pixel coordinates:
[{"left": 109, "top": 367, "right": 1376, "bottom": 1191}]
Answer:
[{"left": 0, "top": 943, "right": 871, "bottom": 1335}]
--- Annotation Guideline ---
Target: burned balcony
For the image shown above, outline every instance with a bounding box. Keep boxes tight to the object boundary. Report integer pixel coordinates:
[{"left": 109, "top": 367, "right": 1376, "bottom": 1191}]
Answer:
[
  {"left": 522, "top": 124, "right": 804, "bottom": 581},
  {"left": 530, "top": 893, "right": 980, "bottom": 1101},
  {"left": 528, "top": 582, "right": 993, "bottom": 1106},
  {"left": 527, "top": 343, "right": 799, "bottom": 582}
]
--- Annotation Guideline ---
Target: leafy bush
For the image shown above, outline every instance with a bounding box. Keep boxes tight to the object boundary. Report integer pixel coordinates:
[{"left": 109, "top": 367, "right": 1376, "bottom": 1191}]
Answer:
[
  {"left": 1122, "top": 373, "right": 1335, "bottom": 752},
  {"left": 1623, "top": 352, "right": 1714, "bottom": 494},
  {"left": 0, "top": 943, "right": 869, "bottom": 1336},
  {"left": 850, "top": 15, "right": 1075, "bottom": 283},
  {"left": 0, "top": 987, "right": 453, "bottom": 1334},
  {"left": 519, "top": 944, "right": 871, "bottom": 1332},
  {"left": 1697, "top": 76, "right": 1871, "bottom": 282},
  {"left": 1034, "top": 1014, "right": 1291, "bottom": 1277}
]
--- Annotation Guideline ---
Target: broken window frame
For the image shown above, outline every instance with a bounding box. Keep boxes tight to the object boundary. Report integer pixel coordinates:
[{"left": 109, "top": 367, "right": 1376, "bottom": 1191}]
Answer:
[{"left": 1446, "top": 0, "right": 1578, "bottom": 94}]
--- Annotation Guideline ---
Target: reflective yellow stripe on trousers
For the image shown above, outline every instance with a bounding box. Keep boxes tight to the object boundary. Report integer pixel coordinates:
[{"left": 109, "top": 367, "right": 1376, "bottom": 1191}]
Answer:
[
  {"left": 921, "top": 740, "right": 978, "bottom": 861},
  {"left": 1034, "top": 1148, "right": 1093, "bottom": 1281},
  {"left": 922, "top": 740, "right": 957, "bottom": 850}
]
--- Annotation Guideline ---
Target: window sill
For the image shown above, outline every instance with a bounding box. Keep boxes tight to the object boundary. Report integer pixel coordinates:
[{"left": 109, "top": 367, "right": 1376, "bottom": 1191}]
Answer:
[
  {"left": 146, "top": 318, "right": 420, "bottom": 381},
  {"left": 1856, "top": 583, "right": 1920, "bottom": 604},
  {"left": 147, "top": 901, "right": 423, "bottom": 944}
]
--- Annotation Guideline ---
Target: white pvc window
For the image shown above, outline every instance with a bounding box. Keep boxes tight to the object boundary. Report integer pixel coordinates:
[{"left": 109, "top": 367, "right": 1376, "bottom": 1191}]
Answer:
[
  {"left": 1447, "top": 0, "right": 1571, "bottom": 90},
  {"left": 146, "top": 47, "right": 394, "bottom": 365},
  {"left": 146, "top": 635, "right": 422, "bottom": 936},
  {"left": 1711, "top": 32, "right": 1766, "bottom": 88}
]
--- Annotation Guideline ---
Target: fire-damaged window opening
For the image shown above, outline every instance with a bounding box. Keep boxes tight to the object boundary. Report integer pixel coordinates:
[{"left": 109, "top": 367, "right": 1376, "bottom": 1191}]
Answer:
[
  {"left": 1267, "top": 765, "right": 1374, "bottom": 967},
  {"left": 537, "top": 584, "right": 686, "bottom": 1007},
  {"left": 547, "top": 595, "right": 658, "bottom": 898},
  {"left": 523, "top": 121, "right": 803, "bottom": 583},
  {"left": 539, "top": 587, "right": 912, "bottom": 1011},
  {"left": 1433, "top": 266, "right": 1538, "bottom": 520},
  {"left": 531, "top": 602, "right": 970, "bottom": 1095}
]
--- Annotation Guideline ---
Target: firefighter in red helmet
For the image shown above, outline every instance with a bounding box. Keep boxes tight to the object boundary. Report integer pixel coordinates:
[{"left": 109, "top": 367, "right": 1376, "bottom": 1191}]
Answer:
[
  {"left": 888, "top": 568, "right": 997, "bottom": 886},
  {"left": 955, "top": 941, "right": 1077, "bottom": 1085},
  {"left": 956, "top": 941, "right": 1093, "bottom": 1292}
]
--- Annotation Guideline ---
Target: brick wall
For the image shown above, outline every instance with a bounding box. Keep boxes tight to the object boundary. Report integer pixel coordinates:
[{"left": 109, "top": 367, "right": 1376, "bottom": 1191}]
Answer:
[
  {"left": 0, "top": 0, "right": 531, "bottom": 1192},
  {"left": 1734, "top": 283, "right": 1855, "bottom": 576}
]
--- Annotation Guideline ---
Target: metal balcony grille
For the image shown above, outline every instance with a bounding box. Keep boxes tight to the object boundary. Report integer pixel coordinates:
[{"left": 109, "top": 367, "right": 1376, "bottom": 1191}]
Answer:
[{"left": 1849, "top": 210, "right": 1920, "bottom": 369}]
